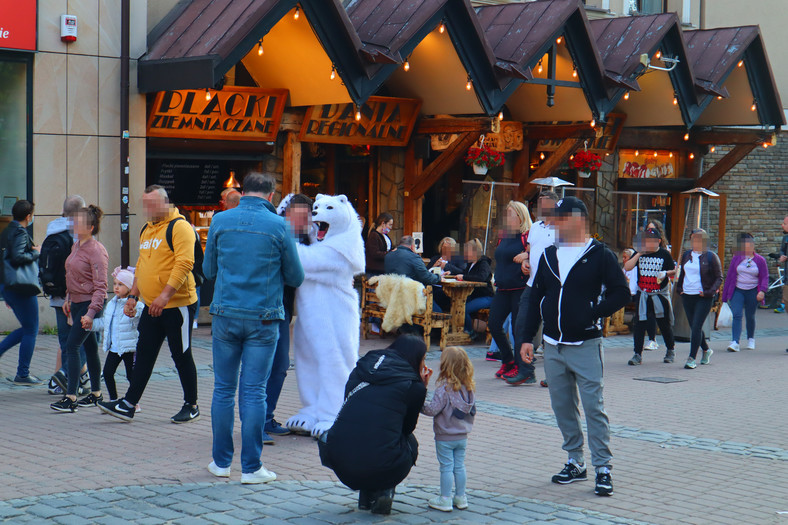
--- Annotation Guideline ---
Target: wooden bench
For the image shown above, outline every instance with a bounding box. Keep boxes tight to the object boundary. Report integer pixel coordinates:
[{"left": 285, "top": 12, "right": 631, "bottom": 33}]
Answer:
[{"left": 360, "top": 276, "right": 450, "bottom": 350}]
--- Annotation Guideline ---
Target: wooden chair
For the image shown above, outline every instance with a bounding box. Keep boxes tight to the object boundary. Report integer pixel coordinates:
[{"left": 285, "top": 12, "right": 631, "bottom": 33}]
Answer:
[
  {"left": 360, "top": 276, "right": 450, "bottom": 350},
  {"left": 473, "top": 308, "right": 492, "bottom": 344}
]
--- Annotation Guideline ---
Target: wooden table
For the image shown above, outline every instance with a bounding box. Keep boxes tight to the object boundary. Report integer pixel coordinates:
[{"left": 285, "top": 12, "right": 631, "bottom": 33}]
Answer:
[{"left": 439, "top": 280, "right": 486, "bottom": 346}]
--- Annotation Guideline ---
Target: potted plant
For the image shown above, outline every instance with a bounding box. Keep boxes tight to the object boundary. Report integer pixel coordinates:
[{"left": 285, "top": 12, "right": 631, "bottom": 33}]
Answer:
[
  {"left": 465, "top": 144, "right": 504, "bottom": 175},
  {"left": 568, "top": 150, "right": 602, "bottom": 178}
]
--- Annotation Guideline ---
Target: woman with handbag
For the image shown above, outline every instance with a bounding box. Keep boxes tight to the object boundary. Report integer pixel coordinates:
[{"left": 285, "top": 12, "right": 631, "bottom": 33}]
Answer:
[
  {"left": 0, "top": 200, "right": 42, "bottom": 385},
  {"left": 51, "top": 205, "right": 109, "bottom": 412},
  {"left": 721, "top": 233, "right": 768, "bottom": 352}
]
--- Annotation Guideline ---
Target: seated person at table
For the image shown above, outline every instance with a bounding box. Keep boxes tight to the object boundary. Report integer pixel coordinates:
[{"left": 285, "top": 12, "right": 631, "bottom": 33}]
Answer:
[
  {"left": 427, "top": 237, "right": 464, "bottom": 276},
  {"left": 385, "top": 236, "right": 442, "bottom": 312},
  {"left": 456, "top": 239, "right": 494, "bottom": 336}
]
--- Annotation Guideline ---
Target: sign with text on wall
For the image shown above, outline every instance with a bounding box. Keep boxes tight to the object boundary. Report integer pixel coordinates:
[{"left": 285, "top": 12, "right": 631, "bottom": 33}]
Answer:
[
  {"left": 0, "top": 0, "right": 36, "bottom": 51},
  {"left": 618, "top": 150, "right": 678, "bottom": 179},
  {"left": 147, "top": 87, "right": 288, "bottom": 141},
  {"left": 300, "top": 96, "right": 421, "bottom": 147},
  {"left": 535, "top": 113, "right": 626, "bottom": 154}
]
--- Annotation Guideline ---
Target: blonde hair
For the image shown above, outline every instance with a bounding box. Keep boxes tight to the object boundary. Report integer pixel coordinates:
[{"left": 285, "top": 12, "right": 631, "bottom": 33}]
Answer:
[
  {"left": 437, "top": 237, "right": 457, "bottom": 253},
  {"left": 507, "top": 201, "right": 533, "bottom": 233},
  {"left": 437, "top": 347, "right": 475, "bottom": 392},
  {"left": 466, "top": 238, "right": 483, "bottom": 258}
]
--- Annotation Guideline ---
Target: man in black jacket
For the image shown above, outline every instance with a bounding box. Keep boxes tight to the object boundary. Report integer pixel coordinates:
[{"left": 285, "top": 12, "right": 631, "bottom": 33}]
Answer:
[
  {"left": 519, "top": 197, "right": 629, "bottom": 497},
  {"left": 385, "top": 236, "right": 443, "bottom": 307}
]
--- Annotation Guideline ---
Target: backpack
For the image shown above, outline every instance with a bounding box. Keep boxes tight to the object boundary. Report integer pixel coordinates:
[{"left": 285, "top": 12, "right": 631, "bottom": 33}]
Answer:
[
  {"left": 141, "top": 218, "right": 205, "bottom": 287},
  {"left": 39, "top": 230, "right": 73, "bottom": 297}
]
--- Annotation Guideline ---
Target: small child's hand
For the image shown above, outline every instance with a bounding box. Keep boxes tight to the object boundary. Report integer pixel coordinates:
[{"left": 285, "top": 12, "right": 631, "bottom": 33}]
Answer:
[
  {"left": 420, "top": 366, "right": 433, "bottom": 385},
  {"left": 80, "top": 316, "right": 93, "bottom": 330}
]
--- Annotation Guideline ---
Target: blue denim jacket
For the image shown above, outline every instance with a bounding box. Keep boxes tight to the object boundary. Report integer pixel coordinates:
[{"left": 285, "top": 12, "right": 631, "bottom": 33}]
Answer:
[{"left": 203, "top": 196, "right": 304, "bottom": 321}]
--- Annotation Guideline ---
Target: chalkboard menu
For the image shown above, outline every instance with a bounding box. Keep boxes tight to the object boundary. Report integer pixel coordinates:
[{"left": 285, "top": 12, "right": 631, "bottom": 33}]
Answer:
[{"left": 148, "top": 159, "right": 230, "bottom": 205}]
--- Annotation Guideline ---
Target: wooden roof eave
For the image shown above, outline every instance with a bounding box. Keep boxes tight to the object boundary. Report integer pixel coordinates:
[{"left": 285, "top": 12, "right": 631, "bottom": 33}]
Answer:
[{"left": 743, "top": 36, "right": 785, "bottom": 127}]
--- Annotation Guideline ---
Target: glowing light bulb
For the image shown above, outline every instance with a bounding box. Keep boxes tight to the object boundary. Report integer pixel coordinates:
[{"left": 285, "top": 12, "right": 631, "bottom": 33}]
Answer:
[
  {"left": 556, "top": 37, "right": 563, "bottom": 44},
  {"left": 653, "top": 151, "right": 658, "bottom": 157},
  {"left": 673, "top": 97, "right": 678, "bottom": 106},
  {"left": 540, "top": 152, "right": 545, "bottom": 160},
  {"left": 537, "top": 60, "right": 543, "bottom": 74},
  {"left": 330, "top": 66, "right": 336, "bottom": 80},
  {"left": 751, "top": 102, "right": 757, "bottom": 111},
  {"left": 355, "top": 108, "right": 362, "bottom": 121},
  {"left": 403, "top": 60, "right": 410, "bottom": 72},
  {"left": 738, "top": 60, "right": 744, "bottom": 67},
  {"left": 439, "top": 22, "right": 445, "bottom": 34},
  {"left": 763, "top": 142, "right": 769, "bottom": 148},
  {"left": 294, "top": 6, "right": 300, "bottom": 20},
  {"left": 498, "top": 111, "right": 504, "bottom": 121},
  {"left": 590, "top": 119, "right": 596, "bottom": 128},
  {"left": 689, "top": 153, "right": 695, "bottom": 159},
  {"left": 466, "top": 79, "right": 472, "bottom": 91},
  {"left": 656, "top": 50, "right": 662, "bottom": 60},
  {"left": 684, "top": 132, "right": 690, "bottom": 141},
  {"left": 205, "top": 89, "right": 211, "bottom": 101},
  {"left": 635, "top": 150, "right": 639, "bottom": 156},
  {"left": 624, "top": 91, "right": 630, "bottom": 101},
  {"left": 605, "top": 152, "right": 610, "bottom": 156},
  {"left": 710, "top": 146, "right": 716, "bottom": 153},
  {"left": 572, "top": 68, "right": 578, "bottom": 78},
  {"left": 717, "top": 95, "right": 723, "bottom": 100},
  {"left": 569, "top": 155, "right": 574, "bottom": 160},
  {"left": 669, "top": 152, "right": 673, "bottom": 158},
  {"left": 257, "top": 41, "right": 263, "bottom": 55}
]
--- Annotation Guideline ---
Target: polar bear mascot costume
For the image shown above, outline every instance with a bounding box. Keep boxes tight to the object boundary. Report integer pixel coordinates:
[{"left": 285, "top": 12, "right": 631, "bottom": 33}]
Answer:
[{"left": 286, "top": 194, "right": 365, "bottom": 437}]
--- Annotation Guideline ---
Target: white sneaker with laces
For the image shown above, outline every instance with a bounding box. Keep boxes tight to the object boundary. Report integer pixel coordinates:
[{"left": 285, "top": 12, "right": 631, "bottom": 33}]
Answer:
[
  {"left": 241, "top": 465, "right": 277, "bottom": 484},
  {"left": 746, "top": 338, "right": 755, "bottom": 350},
  {"left": 645, "top": 340, "right": 659, "bottom": 351},
  {"left": 727, "top": 341, "right": 740, "bottom": 352},
  {"left": 208, "top": 461, "right": 231, "bottom": 478},
  {"left": 428, "top": 496, "right": 453, "bottom": 512},
  {"left": 453, "top": 495, "right": 468, "bottom": 510}
]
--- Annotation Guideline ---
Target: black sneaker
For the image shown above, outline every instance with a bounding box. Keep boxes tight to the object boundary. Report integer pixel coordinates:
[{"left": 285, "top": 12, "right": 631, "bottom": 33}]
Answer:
[
  {"left": 486, "top": 351, "right": 501, "bottom": 362},
  {"left": 551, "top": 461, "right": 587, "bottom": 484},
  {"left": 13, "top": 374, "right": 42, "bottom": 386},
  {"left": 51, "top": 371, "right": 67, "bottom": 391},
  {"left": 594, "top": 471, "right": 614, "bottom": 496},
  {"left": 50, "top": 397, "right": 78, "bottom": 413},
  {"left": 171, "top": 403, "right": 201, "bottom": 424},
  {"left": 47, "top": 378, "right": 63, "bottom": 395},
  {"left": 98, "top": 399, "right": 135, "bottom": 422},
  {"left": 77, "top": 393, "right": 103, "bottom": 407},
  {"left": 369, "top": 487, "right": 395, "bottom": 515},
  {"left": 79, "top": 373, "right": 90, "bottom": 395},
  {"left": 505, "top": 370, "right": 537, "bottom": 386}
]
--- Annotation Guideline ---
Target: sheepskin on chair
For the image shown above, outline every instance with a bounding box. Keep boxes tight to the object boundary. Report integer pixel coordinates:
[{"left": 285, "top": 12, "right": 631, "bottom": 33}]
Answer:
[
  {"left": 369, "top": 274, "right": 426, "bottom": 333},
  {"left": 286, "top": 194, "right": 365, "bottom": 437}
]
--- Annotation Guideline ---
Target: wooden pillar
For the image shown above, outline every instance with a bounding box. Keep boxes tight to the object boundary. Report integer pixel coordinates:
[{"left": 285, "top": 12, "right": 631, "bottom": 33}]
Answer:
[
  {"left": 282, "top": 132, "right": 302, "bottom": 195},
  {"left": 325, "top": 145, "right": 335, "bottom": 194},
  {"left": 403, "top": 141, "right": 417, "bottom": 236}
]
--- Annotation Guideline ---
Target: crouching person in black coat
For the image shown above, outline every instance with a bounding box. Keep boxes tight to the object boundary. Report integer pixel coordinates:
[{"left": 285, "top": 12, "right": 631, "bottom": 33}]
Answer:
[{"left": 318, "top": 335, "right": 432, "bottom": 515}]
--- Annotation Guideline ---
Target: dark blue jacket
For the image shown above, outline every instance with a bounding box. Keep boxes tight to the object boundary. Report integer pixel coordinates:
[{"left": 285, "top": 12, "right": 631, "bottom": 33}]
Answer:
[
  {"left": 494, "top": 233, "right": 527, "bottom": 290},
  {"left": 384, "top": 246, "right": 441, "bottom": 287}
]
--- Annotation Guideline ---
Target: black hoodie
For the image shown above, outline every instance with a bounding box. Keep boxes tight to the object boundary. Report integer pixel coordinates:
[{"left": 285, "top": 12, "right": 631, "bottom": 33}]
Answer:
[
  {"left": 462, "top": 256, "right": 494, "bottom": 300},
  {"left": 320, "top": 349, "right": 427, "bottom": 491},
  {"left": 519, "top": 239, "right": 630, "bottom": 345}
]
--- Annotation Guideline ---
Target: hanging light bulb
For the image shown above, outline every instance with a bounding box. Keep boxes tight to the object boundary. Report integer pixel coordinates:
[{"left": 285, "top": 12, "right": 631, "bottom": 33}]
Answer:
[
  {"left": 466, "top": 76, "right": 472, "bottom": 91},
  {"left": 717, "top": 95, "right": 723, "bottom": 100},
  {"left": 635, "top": 149, "right": 639, "bottom": 156},
  {"left": 257, "top": 40, "right": 264, "bottom": 56},
  {"left": 710, "top": 146, "right": 716, "bottom": 153},
  {"left": 205, "top": 88, "right": 211, "bottom": 101},
  {"left": 669, "top": 152, "right": 674, "bottom": 158},
  {"left": 572, "top": 67, "right": 578, "bottom": 78},
  {"left": 355, "top": 107, "right": 362, "bottom": 121},
  {"left": 439, "top": 22, "right": 445, "bottom": 34},
  {"left": 751, "top": 100, "right": 757, "bottom": 111},
  {"left": 689, "top": 153, "right": 695, "bottom": 159},
  {"left": 569, "top": 155, "right": 574, "bottom": 160},
  {"left": 738, "top": 60, "right": 744, "bottom": 67},
  {"left": 684, "top": 132, "right": 690, "bottom": 141},
  {"left": 498, "top": 111, "right": 504, "bottom": 121},
  {"left": 673, "top": 95, "right": 678, "bottom": 106},
  {"left": 537, "top": 60, "right": 543, "bottom": 74},
  {"left": 294, "top": 6, "right": 300, "bottom": 20},
  {"left": 330, "top": 65, "right": 336, "bottom": 80},
  {"left": 590, "top": 119, "right": 596, "bottom": 128},
  {"left": 605, "top": 152, "right": 610, "bottom": 156},
  {"left": 624, "top": 91, "right": 630, "bottom": 101},
  {"left": 403, "top": 60, "right": 410, "bottom": 72},
  {"left": 653, "top": 151, "right": 658, "bottom": 157},
  {"left": 556, "top": 36, "right": 563, "bottom": 44},
  {"left": 763, "top": 142, "right": 769, "bottom": 148},
  {"left": 540, "top": 152, "right": 545, "bottom": 160},
  {"left": 655, "top": 50, "right": 662, "bottom": 60}
]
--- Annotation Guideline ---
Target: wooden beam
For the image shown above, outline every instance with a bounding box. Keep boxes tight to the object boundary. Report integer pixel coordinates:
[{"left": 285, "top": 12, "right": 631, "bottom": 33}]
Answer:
[
  {"left": 282, "top": 132, "right": 302, "bottom": 195},
  {"left": 692, "top": 129, "right": 774, "bottom": 145},
  {"left": 618, "top": 128, "right": 773, "bottom": 150},
  {"left": 694, "top": 144, "right": 757, "bottom": 188},
  {"left": 403, "top": 141, "right": 417, "bottom": 236},
  {"left": 408, "top": 132, "right": 478, "bottom": 200},
  {"left": 416, "top": 118, "right": 489, "bottom": 134},
  {"left": 525, "top": 124, "right": 596, "bottom": 140},
  {"left": 513, "top": 146, "right": 530, "bottom": 200},
  {"left": 522, "top": 138, "right": 583, "bottom": 200}
]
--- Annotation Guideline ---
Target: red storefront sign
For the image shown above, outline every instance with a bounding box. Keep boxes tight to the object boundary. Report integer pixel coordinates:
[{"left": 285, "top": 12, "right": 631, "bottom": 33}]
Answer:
[{"left": 0, "top": 1, "right": 37, "bottom": 52}]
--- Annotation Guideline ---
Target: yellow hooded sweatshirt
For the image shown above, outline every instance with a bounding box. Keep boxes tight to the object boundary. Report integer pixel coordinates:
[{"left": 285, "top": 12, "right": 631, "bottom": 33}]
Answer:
[{"left": 136, "top": 207, "right": 198, "bottom": 308}]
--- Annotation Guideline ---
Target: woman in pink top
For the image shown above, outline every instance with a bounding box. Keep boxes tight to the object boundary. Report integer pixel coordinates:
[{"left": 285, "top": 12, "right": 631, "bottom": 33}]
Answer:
[
  {"left": 50, "top": 205, "right": 108, "bottom": 413},
  {"left": 721, "top": 233, "right": 768, "bottom": 352}
]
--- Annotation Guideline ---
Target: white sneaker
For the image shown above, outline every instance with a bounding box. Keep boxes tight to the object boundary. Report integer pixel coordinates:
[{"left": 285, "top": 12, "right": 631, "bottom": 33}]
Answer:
[
  {"left": 727, "top": 342, "right": 740, "bottom": 352},
  {"left": 193, "top": 320, "right": 199, "bottom": 329},
  {"left": 428, "top": 496, "right": 453, "bottom": 512},
  {"left": 453, "top": 495, "right": 468, "bottom": 510},
  {"left": 207, "top": 461, "right": 231, "bottom": 478},
  {"left": 241, "top": 465, "right": 276, "bottom": 484},
  {"left": 746, "top": 338, "right": 755, "bottom": 350},
  {"left": 645, "top": 340, "right": 659, "bottom": 351}
]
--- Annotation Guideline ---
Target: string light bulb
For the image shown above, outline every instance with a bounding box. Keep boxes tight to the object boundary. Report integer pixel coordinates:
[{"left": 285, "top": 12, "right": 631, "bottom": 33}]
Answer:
[
  {"left": 498, "top": 111, "right": 504, "bottom": 121},
  {"left": 294, "top": 6, "right": 300, "bottom": 20},
  {"left": 763, "top": 142, "right": 769, "bottom": 148},
  {"left": 355, "top": 107, "right": 362, "bottom": 121},
  {"left": 466, "top": 76, "right": 472, "bottom": 91},
  {"left": 537, "top": 60, "right": 543, "bottom": 74},
  {"left": 205, "top": 88, "right": 211, "bottom": 101},
  {"left": 751, "top": 100, "right": 757, "bottom": 111},
  {"left": 540, "top": 152, "right": 545, "bottom": 160},
  {"left": 590, "top": 119, "right": 596, "bottom": 128},
  {"left": 556, "top": 36, "right": 563, "bottom": 44},
  {"left": 569, "top": 155, "right": 574, "bottom": 160},
  {"left": 403, "top": 60, "right": 410, "bottom": 72},
  {"left": 656, "top": 50, "right": 662, "bottom": 60},
  {"left": 689, "top": 153, "right": 695, "bottom": 159},
  {"left": 669, "top": 152, "right": 674, "bottom": 158},
  {"left": 673, "top": 96, "right": 678, "bottom": 106},
  {"left": 738, "top": 60, "right": 744, "bottom": 67},
  {"left": 257, "top": 40, "right": 263, "bottom": 56},
  {"left": 624, "top": 91, "right": 630, "bottom": 101},
  {"left": 572, "top": 67, "right": 578, "bottom": 78},
  {"left": 439, "top": 22, "right": 445, "bottom": 34},
  {"left": 684, "top": 132, "right": 690, "bottom": 141},
  {"left": 635, "top": 150, "right": 639, "bottom": 156},
  {"left": 654, "top": 151, "right": 658, "bottom": 157},
  {"left": 717, "top": 95, "right": 723, "bottom": 100}
]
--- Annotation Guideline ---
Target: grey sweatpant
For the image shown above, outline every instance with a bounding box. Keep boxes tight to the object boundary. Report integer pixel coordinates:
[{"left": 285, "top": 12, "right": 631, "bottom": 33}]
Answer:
[{"left": 543, "top": 338, "right": 612, "bottom": 469}]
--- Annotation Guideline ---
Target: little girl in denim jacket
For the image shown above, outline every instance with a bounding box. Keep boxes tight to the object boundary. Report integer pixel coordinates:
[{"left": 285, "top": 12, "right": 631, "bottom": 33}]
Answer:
[{"left": 421, "top": 346, "right": 476, "bottom": 513}]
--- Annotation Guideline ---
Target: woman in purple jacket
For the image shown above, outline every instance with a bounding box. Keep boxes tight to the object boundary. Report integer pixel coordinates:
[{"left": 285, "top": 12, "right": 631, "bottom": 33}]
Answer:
[{"left": 722, "top": 233, "right": 768, "bottom": 352}]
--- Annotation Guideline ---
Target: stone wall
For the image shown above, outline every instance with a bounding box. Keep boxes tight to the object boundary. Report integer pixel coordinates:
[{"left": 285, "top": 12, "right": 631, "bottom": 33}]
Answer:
[
  {"left": 378, "top": 147, "right": 406, "bottom": 243},
  {"left": 594, "top": 154, "right": 618, "bottom": 244}
]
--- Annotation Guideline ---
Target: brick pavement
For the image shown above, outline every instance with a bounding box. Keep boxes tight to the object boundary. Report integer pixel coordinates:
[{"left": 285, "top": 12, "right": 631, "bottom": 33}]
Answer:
[{"left": 0, "top": 309, "right": 786, "bottom": 524}]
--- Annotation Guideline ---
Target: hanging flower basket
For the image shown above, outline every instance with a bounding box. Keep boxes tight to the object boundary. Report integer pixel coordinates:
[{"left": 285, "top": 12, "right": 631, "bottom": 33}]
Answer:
[
  {"left": 568, "top": 150, "right": 602, "bottom": 176},
  {"left": 465, "top": 144, "right": 504, "bottom": 175}
]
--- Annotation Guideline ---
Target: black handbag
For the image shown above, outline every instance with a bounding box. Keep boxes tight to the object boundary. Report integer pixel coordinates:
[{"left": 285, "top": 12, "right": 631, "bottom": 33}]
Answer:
[{"left": 4, "top": 255, "right": 41, "bottom": 297}]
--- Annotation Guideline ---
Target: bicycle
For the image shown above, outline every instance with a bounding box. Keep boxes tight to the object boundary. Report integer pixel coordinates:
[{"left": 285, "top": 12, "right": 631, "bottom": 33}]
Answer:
[{"left": 758, "top": 253, "right": 785, "bottom": 309}]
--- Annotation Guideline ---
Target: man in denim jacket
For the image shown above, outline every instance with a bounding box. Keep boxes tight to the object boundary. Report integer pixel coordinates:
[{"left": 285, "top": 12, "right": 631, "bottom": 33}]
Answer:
[{"left": 202, "top": 172, "right": 304, "bottom": 484}]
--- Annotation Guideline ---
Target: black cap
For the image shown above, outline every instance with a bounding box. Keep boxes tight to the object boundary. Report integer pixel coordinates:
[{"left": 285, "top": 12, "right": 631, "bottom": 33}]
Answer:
[{"left": 553, "top": 196, "right": 588, "bottom": 218}]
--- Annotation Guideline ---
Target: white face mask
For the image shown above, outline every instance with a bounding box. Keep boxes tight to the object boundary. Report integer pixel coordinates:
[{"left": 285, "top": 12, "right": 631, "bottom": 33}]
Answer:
[{"left": 28, "top": 215, "right": 34, "bottom": 225}]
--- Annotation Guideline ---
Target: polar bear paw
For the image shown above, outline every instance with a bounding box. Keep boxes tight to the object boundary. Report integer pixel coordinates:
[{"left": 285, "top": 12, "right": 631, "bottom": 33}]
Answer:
[
  {"left": 285, "top": 414, "right": 317, "bottom": 435},
  {"left": 311, "top": 420, "right": 334, "bottom": 439}
]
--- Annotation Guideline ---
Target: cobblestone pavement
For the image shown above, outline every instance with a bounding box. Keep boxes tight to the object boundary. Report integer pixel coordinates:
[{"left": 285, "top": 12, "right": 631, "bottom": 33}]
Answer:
[{"left": 1, "top": 309, "right": 787, "bottom": 524}]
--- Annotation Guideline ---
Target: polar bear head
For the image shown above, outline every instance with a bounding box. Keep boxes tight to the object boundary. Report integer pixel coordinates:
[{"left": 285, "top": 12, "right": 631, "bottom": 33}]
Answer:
[{"left": 311, "top": 194, "right": 360, "bottom": 242}]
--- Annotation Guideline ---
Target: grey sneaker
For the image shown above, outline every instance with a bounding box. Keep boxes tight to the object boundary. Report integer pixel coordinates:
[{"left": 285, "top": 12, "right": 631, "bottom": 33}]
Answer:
[
  {"left": 700, "top": 349, "right": 713, "bottom": 365},
  {"left": 684, "top": 357, "right": 697, "bottom": 369},
  {"left": 13, "top": 375, "right": 42, "bottom": 386},
  {"left": 627, "top": 354, "right": 642, "bottom": 366},
  {"left": 663, "top": 350, "right": 675, "bottom": 363}
]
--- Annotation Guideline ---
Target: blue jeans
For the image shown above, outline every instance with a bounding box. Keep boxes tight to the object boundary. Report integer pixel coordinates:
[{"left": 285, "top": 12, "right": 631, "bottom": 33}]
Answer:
[
  {"left": 211, "top": 315, "right": 279, "bottom": 473},
  {"left": 0, "top": 285, "right": 39, "bottom": 378},
  {"left": 265, "top": 314, "right": 291, "bottom": 430},
  {"left": 54, "top": 306, "right": 86, "bottom": 375},
  {"left": 730, "top": 287, "right": 757, "bottom": 343},
  {"left": 464, "top": 296, "right": 492, "bottom": 332},
  {"left": 435, "top": 439, "right": 467, "bottom": 497}
]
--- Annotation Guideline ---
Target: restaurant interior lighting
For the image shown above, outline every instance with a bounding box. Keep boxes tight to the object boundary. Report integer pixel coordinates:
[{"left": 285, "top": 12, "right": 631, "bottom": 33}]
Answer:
[
  {"left": 257, "top": 40, "right": 263, "bottom": 56},
  {"left": 205, "top": 88, "right": 211, "bottom": 101},
  {"left": 466, "top": 76, "right": 472, "bottom": 91},
  {"left": 624, "top": 91, "right": 630, "bottom": 100},
  {"left": 717, "top": 95, "right": 723, "bottom": 100},
  {"left": 330, "top": 65, "right": 336, "bottom": 80},
  {"left": 439, "top": 22, "right": 445, "bottom": 34},
  {"left": 655, "top": 50, "right": 662, "bottom": 60},
  {"left": 294, "top": 6, "right": 300, "bottom": 20}
]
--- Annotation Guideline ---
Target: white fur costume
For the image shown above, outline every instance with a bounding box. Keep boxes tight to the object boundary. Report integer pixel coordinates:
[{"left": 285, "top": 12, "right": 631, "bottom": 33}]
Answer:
[{"left": 286, "top": 194, "right": 365, "bottom": 437}]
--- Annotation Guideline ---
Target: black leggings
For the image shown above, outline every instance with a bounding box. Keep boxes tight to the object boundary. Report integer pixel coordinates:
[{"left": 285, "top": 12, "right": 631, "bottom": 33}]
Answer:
[
  {"left": 489, "top": 289, "right": 534, "bottom": 373},
  {"left": 104, "top": 352, "right": 135, "bottom": 401},
  {"left": 65, "top": 301, "right": 102, "bottom": 397},
  {"left": 124, "top": 303, "right": 198, "bottom": 406},
  {"left": 633, "top": 294, "right": 675, "bottom": 355},
  {"left": 682, "top": 294, "right": 713, "bottom": 359}
]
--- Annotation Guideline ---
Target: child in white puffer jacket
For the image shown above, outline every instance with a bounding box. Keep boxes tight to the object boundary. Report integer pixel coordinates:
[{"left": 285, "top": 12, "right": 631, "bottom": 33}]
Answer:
[{"left": 92, "top": 266, "right": 143, "bottom": 404}]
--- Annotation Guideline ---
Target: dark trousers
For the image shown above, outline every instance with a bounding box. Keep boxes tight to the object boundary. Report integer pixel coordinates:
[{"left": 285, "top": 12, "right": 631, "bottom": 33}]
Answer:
[
  {"left": 633, "top": 294, "right": 674, "bottom": 355},
  {"left": 266, "top": 312, "right": 292, "bottom": 429},
  {"left": 489, "top": 289, "right": 534, "bottom": 374},
  {"left": 54, "top": 306, "right": 86, "bottom": 375},
  {"left": 64, "top": 301, "right": 101, "bottom": 396},
  {"left": 681, "top": 294, "right": 713, "bottom": 359},
  {"left": 104, "top": 352, "right": 135, "bottom": 401},
  {"left": 125, "top": 303, "right": 198, "bottom": 406}
]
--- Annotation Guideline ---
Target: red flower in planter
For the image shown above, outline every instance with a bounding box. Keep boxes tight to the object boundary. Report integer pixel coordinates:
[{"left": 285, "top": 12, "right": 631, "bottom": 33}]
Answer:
[
  {"left": 568, "top": 150, "right": 602, "bottom": 172},
  {"left": 465, "top": 144, "right": 505, "bottom": 169}
]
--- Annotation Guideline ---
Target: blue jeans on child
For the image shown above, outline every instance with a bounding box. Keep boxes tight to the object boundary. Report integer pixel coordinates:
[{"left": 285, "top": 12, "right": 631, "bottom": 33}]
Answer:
[
  {"left": 730, "top": 287, "right": 758, "bottom": 343},
  {"left": 435, "top": 439, "right": 467, "bottom": 497},
  {"left": 211, "top": 315, "right": 278, "bottom": 474},
  {"left": 464, "top": 296, "right": 493, "bottom": 332},
  {"left": 0, "top": 285, "right": 39, "bottom": 378}
]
